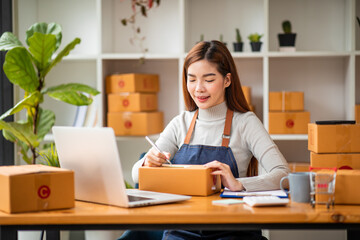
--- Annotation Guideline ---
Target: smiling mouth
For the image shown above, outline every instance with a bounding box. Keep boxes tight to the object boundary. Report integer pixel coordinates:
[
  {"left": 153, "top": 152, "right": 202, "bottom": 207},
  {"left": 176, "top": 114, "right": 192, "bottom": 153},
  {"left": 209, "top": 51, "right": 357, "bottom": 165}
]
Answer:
[{"left": 196, "top": 96, "right": 210, "bottom": 102}]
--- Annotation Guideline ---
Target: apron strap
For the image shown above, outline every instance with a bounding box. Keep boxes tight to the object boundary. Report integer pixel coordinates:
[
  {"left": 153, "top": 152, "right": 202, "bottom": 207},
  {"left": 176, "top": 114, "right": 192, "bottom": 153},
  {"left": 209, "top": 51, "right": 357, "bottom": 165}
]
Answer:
[
  {"left": 184, "top": 108, "right": 234, "bottom": 147},
  {"left": 184, "top": 110, "right": 199, "bottom": 144},
  {"left": 221, "top": 109, "right": 234, "bottom": 147}
]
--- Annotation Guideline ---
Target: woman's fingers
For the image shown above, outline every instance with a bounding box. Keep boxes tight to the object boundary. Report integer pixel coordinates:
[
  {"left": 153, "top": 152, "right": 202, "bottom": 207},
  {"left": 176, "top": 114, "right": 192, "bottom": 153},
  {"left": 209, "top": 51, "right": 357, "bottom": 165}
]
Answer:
[{"left": 144, "top": 148, "right": 171, "bottom": 167}]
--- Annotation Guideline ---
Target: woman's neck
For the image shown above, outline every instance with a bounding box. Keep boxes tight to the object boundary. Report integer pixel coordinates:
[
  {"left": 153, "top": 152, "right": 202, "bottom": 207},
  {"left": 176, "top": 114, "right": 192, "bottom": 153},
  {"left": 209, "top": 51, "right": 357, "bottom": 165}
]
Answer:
[{"left": 198, "top": 101, "right": 227, "bottom": 121}]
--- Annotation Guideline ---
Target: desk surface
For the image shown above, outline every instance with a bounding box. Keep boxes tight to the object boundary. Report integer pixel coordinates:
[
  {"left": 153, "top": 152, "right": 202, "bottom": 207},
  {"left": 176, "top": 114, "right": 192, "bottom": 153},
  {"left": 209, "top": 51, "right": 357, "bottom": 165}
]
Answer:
[{"left": 0, "top": 194, "right": 360, "bottom": 226}]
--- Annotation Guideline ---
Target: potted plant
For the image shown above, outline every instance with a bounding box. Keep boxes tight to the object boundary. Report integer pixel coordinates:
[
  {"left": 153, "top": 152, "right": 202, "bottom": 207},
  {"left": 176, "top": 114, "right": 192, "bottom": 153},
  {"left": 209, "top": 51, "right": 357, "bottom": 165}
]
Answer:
[
  {"left": 0, "top": 22, "right": 100, "bottom": 166},
  {"left": 248, "top": 33, "right": 263, "bottom": 52},
  {"left": 278, "top": 20, "right": 296, "bottom": 51},
  {"left": 219, "top": 34, "right": 227, "bottom": 46},
  {"left": 233, "top": 28, "right": 243, "bottom": 52}
]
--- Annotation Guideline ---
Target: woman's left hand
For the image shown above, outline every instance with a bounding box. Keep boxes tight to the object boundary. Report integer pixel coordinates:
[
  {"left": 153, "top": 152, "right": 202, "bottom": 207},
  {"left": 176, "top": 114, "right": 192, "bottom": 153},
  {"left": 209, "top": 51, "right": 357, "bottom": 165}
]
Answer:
[{"left": 204, "top": 160, "right": 244, "bottom": 191}]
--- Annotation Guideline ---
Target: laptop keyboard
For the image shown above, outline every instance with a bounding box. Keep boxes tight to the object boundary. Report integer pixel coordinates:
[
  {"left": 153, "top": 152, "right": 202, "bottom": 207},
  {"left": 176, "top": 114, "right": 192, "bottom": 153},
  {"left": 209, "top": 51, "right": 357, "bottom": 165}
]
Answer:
[{"left": 127, "top": 195, "right": 154, "bottom": 202}]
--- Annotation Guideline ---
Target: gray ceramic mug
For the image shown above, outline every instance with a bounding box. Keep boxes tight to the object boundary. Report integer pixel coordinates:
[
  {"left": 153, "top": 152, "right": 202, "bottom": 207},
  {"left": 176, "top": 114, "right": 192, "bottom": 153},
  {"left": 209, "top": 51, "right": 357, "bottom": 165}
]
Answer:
[{"left": 280, "top": 172, "right": 311, "bottom": 203}]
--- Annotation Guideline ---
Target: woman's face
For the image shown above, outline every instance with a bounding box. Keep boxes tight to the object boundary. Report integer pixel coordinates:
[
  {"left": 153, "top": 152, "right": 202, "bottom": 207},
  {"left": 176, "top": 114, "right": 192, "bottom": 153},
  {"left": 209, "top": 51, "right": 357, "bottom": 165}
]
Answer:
[{"left": 187, "top": 60, "right": 231, "bottom": 109}]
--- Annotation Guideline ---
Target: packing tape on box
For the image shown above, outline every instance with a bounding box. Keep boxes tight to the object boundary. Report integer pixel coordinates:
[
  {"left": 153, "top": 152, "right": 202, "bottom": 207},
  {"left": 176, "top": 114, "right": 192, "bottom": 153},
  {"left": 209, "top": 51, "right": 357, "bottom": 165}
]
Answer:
[
  {"left": 35, "top": 174, "right": 51, "bottom": 210},
  {"left": 336, "top": 125, "right": 351, "bottom": 153}
]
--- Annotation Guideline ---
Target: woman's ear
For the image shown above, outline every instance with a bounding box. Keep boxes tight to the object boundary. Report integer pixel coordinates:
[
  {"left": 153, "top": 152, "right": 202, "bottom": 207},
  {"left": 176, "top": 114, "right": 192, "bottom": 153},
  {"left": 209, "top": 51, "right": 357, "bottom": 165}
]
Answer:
[{"left": 224, "top": 73, "right": 231, "bottom": 88}]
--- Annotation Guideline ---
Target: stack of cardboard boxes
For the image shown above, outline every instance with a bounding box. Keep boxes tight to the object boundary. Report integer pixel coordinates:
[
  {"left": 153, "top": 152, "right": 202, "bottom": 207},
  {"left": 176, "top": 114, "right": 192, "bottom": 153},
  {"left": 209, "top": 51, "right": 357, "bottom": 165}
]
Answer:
[
  {"left": 106, "top": 73, "right": 164, "bottom": 136},
  {"left": 308, "top": 122, "right": 360, "bottom": 204},
  {"left": 268, "top": 91, "right": 310, "bottom": 134}
]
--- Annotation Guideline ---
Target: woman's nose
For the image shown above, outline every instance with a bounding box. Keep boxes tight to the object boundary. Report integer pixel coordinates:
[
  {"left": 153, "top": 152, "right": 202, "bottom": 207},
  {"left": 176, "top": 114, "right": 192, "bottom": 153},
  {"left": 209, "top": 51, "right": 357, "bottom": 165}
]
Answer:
[{"left": 195, "top": 81, "right": 205, "bottom": 92}]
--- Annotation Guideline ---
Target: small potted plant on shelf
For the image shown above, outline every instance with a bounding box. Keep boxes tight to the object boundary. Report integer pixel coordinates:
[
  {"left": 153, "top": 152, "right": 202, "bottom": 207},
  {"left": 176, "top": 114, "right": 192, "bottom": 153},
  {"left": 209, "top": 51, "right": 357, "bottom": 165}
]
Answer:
[
  {"left": 219, "top": 34, "right": 227, "bottom": 46},
  {"left": 233, "top": 28, "right": 243, "bottom": 52},
  {"left": 248, "top": 33, "right": 263, "bottom": 52},
  {"left": 278, "top": 20, "right": 297, "bottom": 52}
]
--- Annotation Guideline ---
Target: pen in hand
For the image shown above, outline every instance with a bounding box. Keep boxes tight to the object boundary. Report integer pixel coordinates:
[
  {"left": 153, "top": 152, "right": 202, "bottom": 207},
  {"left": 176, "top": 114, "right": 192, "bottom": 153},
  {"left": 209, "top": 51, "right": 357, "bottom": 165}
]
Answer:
[{"left": 145, "top": 136, "right": 172, "bottom": 165}]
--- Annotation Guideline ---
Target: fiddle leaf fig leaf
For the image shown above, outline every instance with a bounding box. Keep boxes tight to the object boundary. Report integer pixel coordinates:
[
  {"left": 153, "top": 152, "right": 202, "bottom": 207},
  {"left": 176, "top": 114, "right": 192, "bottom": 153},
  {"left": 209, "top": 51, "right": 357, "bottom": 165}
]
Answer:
[
  {"left": 26, "top": 22, "right": 62, "bottom": 51},
  {"left": 28, "top": 32, "right": 57, "bottom": 71},
  {"left": 36, "top": 108, "right": 55, "bottom": 141},
  {"left": 0, "top": 120, "right": 39, "bottom": 148},
  {"left": 0, "top": 91, "right": 42, "bottom": 120},
  {"left": 42, "top": 38, "right": 80, "bottom": 77},
  {"left": 45, "top": 83, "right": 99, "bottom": 106},
  {"left": 3, "top": 47, "right": 39, "bottom": 92},
  {"left": 0, "top": 32, "right": 23, "bottom": 51}
]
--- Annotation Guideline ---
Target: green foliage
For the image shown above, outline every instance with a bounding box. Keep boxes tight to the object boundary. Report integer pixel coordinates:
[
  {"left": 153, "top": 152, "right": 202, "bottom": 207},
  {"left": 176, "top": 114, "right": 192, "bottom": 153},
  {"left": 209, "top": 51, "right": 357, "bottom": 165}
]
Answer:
[
  {"left": 282, "top": 20, "right": 292, "bottom": 34},
  {"left": 0, "top": 22, "right": 100, "bottom": 165},
  {"left": 200, "top": 34, "right": 204, "bottom": 42},
  {"left": 247, "top": 33, "right": 263, "bottom": 42},
  {"left": 235, "top": 28, "right": 242, "bottom": 43},
  {"left": 219, "top": 34, "right": 224, "bottom": 42},
  {"left": 37, "top": 143, "right": 59, "bottom": 167}
]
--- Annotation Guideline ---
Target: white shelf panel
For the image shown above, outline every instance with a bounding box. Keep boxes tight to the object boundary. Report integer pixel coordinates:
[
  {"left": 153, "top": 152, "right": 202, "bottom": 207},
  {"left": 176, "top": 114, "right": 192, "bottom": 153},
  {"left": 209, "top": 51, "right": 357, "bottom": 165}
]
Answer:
[
  {"left": 355, "top": 51, "right": 360, "bottom": 56},
  {"left": 101, "top": 53, "right": 180, "bottom": 60},
  {"left": 271, "top": 134, "right": 308, "bottom": 141},
  {"left": 268, "top": 51, "right": 351, "bottom": 58},
  {"left": 63, "top": 54, "right": 98, "bottom": 61},
  {"left": 231, "top": 52, "right": 264, "bottom": 58}
]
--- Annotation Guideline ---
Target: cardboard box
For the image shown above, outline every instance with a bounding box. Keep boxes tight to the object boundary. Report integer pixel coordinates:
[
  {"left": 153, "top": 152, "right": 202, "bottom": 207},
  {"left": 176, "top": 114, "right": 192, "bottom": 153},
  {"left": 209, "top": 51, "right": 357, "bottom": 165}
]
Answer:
[
  {"left": 106, "top": 73, "right": 159, "bottom": 93},
  {"left": 269, "top": 91, "right": 304, "bottom": 111},
  {"left": 139, "top": 165, "right": 221, "bottom": 196},
  {"left": 356, "top": 105, "right": 360, "bottom": 124},
  {"left": 242, "top": 86, "right": 251, "bottom": 105},
  {"left": 269, "top": 111, "right": 310, "bottom": 134},
  {"left": 0, "top": 165, "right": 74, "bottom": 213},
  {"left": 310, "top": 152, "right": 360, "bottom": 170},
  {"left": 288, "top": 162, "right": 310, "bottom": 172},
  {"left": 335, "top": 170, "right": 360, "bottom": 204},
  {"left": 107, "top": 111, "right": 163, "bottom": 136},
  {"left": 108, "top": 93, "right": 158, "bottom": 112},
  {"left": 308, "top": 123, "right": 360, "bottom": 153}
]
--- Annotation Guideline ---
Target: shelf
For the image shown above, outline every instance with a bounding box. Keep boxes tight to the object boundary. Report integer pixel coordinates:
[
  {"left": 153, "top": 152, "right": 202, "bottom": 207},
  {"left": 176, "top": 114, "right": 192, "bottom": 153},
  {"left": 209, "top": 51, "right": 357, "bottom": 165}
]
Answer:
[
  {"left": 271, "top": 134, "right": 308, "bottom": 141},
  {"left": 268, "top": 51, "right": 351, "bottom": 58},
  {"left": 101, "top": 53, "right": 180, "bottom": 60},
  {"left": 63, "top": 54, "right": 98, "bottom": 61}
]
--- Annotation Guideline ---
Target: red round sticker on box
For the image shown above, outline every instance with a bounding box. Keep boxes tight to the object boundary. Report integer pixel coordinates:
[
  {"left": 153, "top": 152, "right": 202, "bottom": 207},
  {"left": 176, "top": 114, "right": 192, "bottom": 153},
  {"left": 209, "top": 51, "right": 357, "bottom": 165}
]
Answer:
[
  {"left": 122, "top": 99, "right": 129, "bottom": 107},
  {"left": 125, "top": 121, "right": 132, "bottom": 129},
  {"left": 38, "top": 185, "right": 51, "bottom": 199},
  {"left": 118, "top": 80, "right": 125, "bottom": 88},
  {"left": 286, "top": 119, "right": 294, "bottom": 128}
]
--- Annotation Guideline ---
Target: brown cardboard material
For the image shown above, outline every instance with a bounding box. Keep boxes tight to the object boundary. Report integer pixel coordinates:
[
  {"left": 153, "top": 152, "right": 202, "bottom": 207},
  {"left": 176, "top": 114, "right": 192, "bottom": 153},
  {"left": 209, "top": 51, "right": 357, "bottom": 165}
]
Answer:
[
  {"left": 139, "top": 165, "right": 221, "bottom": 196},
  {"left": 0, "top": 165, "right": 74, "bottom": 213},
  {"left": 334, "top": 170, "right": 360, "bottom": 204},
  {"left": 269, "top": 111, "right": 310, "bottom": 134},
  {"left": 269, "top": 91, "right": 304, "bottom": 111},
  {"left": 106, "top": 73, "right": 159, "bottom": 93},
  {"left": 107, "top": 93, "right": 158, "bottom": 112},
  {"left": 308, "top": 123, "right": 360, "bottom": 153},
  {"left": 107, "top": 111, "right": 163, "bottom": 136},
  {"left": 310, "top": 152, "right": 360, "bottom": 170},
  {"left": 288, "top": 162, "right": 310, "bottom": 172}
]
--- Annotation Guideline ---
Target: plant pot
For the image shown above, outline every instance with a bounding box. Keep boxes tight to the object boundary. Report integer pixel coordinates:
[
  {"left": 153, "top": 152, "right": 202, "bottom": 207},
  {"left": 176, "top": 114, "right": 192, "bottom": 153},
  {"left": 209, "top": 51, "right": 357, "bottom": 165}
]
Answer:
[
  {"left": 278, "top": 33, "right": 297, "bottom": 47},
  {"left": 233, "top": 42, "right": 243, "bottom": 52},
  {"left": 250, "top": 42, "right": 262, "bottom": 52}
]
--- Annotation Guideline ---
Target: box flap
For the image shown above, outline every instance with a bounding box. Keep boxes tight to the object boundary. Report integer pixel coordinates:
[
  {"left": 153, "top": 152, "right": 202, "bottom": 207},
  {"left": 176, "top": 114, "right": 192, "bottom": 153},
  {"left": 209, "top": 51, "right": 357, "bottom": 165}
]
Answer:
[{"left": 0, "top": 164, "right": 71, "bottom": 176}]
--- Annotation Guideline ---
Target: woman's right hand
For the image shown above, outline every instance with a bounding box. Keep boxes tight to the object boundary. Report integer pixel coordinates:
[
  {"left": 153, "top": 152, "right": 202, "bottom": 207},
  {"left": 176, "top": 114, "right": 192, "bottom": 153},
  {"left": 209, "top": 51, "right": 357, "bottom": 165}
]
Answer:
[{"left": 143, "top": 148, "right": 171, "bottom": 167}]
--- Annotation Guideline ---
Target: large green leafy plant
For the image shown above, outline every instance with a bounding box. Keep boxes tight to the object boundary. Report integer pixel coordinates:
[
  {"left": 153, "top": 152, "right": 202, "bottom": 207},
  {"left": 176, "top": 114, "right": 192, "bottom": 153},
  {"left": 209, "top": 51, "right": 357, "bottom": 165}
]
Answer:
[{"left": 0, "top": 22, "right": 99, "bottom": 165}]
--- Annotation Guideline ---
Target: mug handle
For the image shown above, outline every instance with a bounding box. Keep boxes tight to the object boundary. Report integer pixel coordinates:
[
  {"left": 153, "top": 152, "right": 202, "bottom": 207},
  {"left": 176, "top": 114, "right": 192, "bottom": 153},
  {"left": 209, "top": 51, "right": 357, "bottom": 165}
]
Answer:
[{"left": 280, "top": 176, "right": 290, "bottom": 194}]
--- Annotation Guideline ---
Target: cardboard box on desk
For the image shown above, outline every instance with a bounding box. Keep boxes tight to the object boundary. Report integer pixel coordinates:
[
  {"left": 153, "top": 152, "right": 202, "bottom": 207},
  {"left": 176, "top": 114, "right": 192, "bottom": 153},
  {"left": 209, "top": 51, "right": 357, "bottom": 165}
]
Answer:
[
  {"left": 308, "top": 123, "right": 360, "bottom": 153},
  {"left": 107, "top": 111, "right": 163, "bottom": 136},
  {"left": 269, "top": 91, "right": 304, "bottom": 111},
  {"left": 139, "top": 165, "right": 221, "bottom": 196},
  {"left": 335, "top": 170, "right": 360, "bottom": 204},
  {"left": 0, "top": 165, "right": 74, "bottom": 213},
  {"left": 269, "top": 111, "right": 310, "bottom": 134},
  {"left": 106, "top": 73, "right": 159, "bottom": 93},
  {"left": 311, "top": 152, "right": 360, "bottom": 170},
  {"left": 108, "top": 93, "right": 158, "bottom": 112}
]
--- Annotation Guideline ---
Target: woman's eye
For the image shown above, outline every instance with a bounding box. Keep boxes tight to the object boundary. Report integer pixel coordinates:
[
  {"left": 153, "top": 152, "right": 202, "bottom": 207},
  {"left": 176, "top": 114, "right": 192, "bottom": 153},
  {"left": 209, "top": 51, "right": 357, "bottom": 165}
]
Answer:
[
  {"left": 205, "top": 79, "right": 215, "bottom": 82},
  {"left": 188, "top": 79, "right": 196, "bottom": 82}
]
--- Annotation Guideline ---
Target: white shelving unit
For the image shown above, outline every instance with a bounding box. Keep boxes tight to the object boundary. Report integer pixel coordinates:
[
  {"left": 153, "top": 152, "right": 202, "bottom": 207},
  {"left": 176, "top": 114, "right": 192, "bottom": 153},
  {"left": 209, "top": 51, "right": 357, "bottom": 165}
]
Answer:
[{"left": 14, "top": 0, "right": 360, "bottom": 181}]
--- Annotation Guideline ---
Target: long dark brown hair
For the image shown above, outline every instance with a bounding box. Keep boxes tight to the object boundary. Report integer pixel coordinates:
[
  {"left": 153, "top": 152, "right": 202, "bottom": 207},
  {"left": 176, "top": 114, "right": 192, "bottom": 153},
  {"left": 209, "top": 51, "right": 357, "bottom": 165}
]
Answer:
[
  {"left": 182, "top": 40, "right": 250, "bottom": 113},
  {"left": 182, "top": 40, "right": 258, "bottom": 177}
]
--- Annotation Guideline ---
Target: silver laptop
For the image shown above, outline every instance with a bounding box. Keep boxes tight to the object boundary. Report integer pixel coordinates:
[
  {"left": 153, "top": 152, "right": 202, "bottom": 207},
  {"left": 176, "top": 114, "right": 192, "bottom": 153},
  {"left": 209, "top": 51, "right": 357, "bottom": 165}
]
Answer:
[{"left": 52, "top": 126, "right": 191, "bottom": 208}]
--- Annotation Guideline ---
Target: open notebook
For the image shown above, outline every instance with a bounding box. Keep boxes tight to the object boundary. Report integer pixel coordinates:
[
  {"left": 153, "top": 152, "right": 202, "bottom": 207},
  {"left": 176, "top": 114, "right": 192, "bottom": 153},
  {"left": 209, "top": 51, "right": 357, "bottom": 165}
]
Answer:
[{"left": 53, "top": 126, "right": 191, "bottom": 208}]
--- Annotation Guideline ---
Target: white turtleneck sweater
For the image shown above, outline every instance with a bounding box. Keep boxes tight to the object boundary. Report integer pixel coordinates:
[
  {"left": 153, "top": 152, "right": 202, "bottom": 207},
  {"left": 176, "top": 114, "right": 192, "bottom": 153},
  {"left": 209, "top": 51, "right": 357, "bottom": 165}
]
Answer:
[{"left": 132, "top": 102, "right": 290, "bottom": 191}]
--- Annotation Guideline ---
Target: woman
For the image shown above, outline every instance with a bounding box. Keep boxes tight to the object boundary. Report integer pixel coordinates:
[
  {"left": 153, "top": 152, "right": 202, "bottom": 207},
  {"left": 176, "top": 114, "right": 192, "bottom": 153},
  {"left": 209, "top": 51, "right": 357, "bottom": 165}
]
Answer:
[{"left": 132, "top": 40, "right": 290, "bottom": 239}]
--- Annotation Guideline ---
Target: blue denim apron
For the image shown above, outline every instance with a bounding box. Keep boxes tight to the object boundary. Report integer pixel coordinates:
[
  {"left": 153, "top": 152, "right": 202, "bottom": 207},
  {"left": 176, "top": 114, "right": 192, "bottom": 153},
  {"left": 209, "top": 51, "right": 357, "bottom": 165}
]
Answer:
[{"left": 162, "top": 109, "right": 264, "bottom": 240}]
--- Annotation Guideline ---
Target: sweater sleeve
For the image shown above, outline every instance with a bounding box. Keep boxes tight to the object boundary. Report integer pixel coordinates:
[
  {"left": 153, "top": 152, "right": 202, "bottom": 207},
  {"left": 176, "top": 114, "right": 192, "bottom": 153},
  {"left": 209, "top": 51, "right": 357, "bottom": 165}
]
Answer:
[
  {"left": 238, "top": 113, "right": 290, "bottom": 191},
  {"left": 131, "top": 114, "right": 185, "bottom": 183}
]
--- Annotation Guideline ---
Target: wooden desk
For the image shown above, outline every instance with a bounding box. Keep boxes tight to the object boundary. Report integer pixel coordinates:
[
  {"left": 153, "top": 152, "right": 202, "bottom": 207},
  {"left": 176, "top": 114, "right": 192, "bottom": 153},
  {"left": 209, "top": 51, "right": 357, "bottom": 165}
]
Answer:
[{"left": 0, "top": 194, "right": 359, "bottom": 240}]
